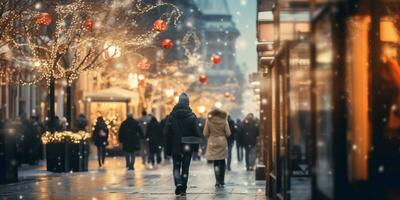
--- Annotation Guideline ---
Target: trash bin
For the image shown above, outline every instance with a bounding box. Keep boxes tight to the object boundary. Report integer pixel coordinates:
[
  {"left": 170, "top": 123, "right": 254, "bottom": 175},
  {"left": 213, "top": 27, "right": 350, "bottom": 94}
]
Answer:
[{"left": 0, "top": 128, "right": 18, "bottom": 184}]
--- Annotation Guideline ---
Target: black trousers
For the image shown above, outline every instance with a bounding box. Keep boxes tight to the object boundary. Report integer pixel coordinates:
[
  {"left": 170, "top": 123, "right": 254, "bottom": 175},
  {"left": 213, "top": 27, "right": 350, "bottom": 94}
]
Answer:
[
  {"left": 124, "top": 151, "right": 135, "bottom": 170},
  {"left": 148, "top": 150, "right": 162, "bottom": 165},
  {"left": 172, "top": 149, "right": 193, "bottom": 191},
  {"left": 213, "top": 160, "right": 226, "bottom": 185},
  {"left": 96, "top": 145, "right": 106, "bottom": 166}
]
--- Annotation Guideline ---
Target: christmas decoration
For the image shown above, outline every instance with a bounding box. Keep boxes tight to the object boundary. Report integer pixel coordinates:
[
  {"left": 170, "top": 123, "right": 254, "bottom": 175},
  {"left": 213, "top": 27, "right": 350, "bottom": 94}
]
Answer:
[
  {"left": 161, "top": 39, "right": 173, "bottom": 49},
  {"left": 84, "top": 18, "right": 94, "bottom": 31},
  {"left": 36, "top": 12, "right": 52, "bottom": 26},
  {"left": 137, "top": 58, "right": 151, "bottom": 70},
  {"left": 153, "top": 19, "right": 168, "bottom": 32},
  {"left": 230, "top": 96, "right": 237, "bottom": 103},
  {"left": 199, "top": 74, "right": 208, "bottom": 84},
  {"left": 224, "top": 92, "right": 231, "bottom": 98},
  {"left": 211, "top": 55, "right": 221, "bottom": 64},
  {"left": 41, "top": 131, "right": 90, "bottom": 144}
]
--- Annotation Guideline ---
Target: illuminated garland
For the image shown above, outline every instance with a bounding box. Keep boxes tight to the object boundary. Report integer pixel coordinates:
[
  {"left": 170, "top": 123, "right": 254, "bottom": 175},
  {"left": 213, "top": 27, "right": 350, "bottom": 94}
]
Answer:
[{"left": 41, "top": 131, "right": 91, "bottom": 144}]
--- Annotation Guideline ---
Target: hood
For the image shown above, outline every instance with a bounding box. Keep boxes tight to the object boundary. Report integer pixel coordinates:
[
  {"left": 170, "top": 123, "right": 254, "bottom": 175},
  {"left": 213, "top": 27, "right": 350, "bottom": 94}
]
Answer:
[
  {"left": 208, "top": 109, "right": 227, "bottom": 124},
  {"left": 171, "top": 103, "right": 194, "bottom": 119},
  {"left": 178, "top": 93, "right": 189, "bottom": 105}
]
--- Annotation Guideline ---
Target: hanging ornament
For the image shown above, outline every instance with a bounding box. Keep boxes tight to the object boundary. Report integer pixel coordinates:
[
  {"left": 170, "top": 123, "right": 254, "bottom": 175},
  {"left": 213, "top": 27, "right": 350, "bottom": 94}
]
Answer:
[
  {"left": 199, "top": 74, "right": 208, "bottom": 84},
  {"left": 36, "top": 13, "right": 52, "bottom": 26},
  {"left": 230, "top": 96, "right": 237, "bottom": 103},
  {"left": 211, "top": 55, "right": 221, "bottom": 64},
  {"left": 153, "top": 19, "right": 168, "bottom": 32},
  {"left": 84, "top": 18, "right": 94, "bottom": 31},
  {"left": 137, "top": 58, "right": 151, "bottom": 71},
  {"left": 224, "top": 92, "right": 231, "bottom": 98},
  {"left": 161, "top": 39, "right": 173, "bottom": 49}
]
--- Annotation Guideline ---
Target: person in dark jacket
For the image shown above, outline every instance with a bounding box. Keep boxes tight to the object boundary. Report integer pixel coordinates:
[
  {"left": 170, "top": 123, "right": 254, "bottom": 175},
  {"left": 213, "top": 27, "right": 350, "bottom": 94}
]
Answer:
[
  {"left": 164, "top": 93, "right": 202, "bottom": 196},
  {"left": 76, "top": 114, "right": 88, "bottom": 131},
  {"left": 139, "top": 110, "right": 151, "bottom": 165},
  {"left": 92, "top": 116, "right": 109, "bottom": 167},
  {"left": 118, "top": 113, "right": 142, "bottom": 170},
  {"left": 160, "top": 115, "right": 170, "bottom": 162},
  {"left": 235, "top": 119, "right": 243, "bottom": 162},
  {"left": 226, "top": 115, "right": 236, "bottom": 171},
  {"left": 147, "top": 115, "right": 163, "bottom": 167},
  {"left": 241, "top": 113, "right": 259, "bottom": 171}
]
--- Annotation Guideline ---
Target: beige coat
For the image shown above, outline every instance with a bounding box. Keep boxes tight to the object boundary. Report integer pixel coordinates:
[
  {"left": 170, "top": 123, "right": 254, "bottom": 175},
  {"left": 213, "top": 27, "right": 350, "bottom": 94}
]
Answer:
[{"left": 203, "top": 109, "right": 231, "bottom": 160}]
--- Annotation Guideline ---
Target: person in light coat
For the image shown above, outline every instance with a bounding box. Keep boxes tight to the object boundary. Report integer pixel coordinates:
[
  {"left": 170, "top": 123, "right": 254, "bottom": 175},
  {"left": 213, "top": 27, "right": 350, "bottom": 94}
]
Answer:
[{"left": 203, "top": 108, "right": 231, "bottom": 188}]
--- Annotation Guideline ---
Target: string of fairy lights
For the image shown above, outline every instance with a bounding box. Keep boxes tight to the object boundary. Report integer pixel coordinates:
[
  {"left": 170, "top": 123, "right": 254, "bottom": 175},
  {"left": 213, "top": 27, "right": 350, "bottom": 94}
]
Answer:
[{"left": 0, "top": 0, "right": 182, "bottom": 86}]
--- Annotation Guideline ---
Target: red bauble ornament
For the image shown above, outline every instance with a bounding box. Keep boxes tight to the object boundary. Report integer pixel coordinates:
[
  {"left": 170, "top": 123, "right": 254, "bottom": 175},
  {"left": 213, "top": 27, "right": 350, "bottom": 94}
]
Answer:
[
  {"left": 230, "top": 96, "right": 237, "bottom": 103},
  {"left": 224, "top": 92, "right": 231, "bottom": 98},
  {"left": 211, "top": 55, "right": 221, "bottom": 64},
  {"left": 137, "top": 58, "right": 151, "bottom": 70},
  {"left": 36, "top": 13, "right": 52, "bottom": 26},
  {"left": 199, "top": 74, "right": 208, "bottom": 84},
  {"left": 153, "top": 19, "right": 168, "bottom": 32},
  {"left": 161, "top": 39, "right": 173, "bottom": 49},
  {"left": 84, "top": 18, "right": 94, "bottom": 31}
]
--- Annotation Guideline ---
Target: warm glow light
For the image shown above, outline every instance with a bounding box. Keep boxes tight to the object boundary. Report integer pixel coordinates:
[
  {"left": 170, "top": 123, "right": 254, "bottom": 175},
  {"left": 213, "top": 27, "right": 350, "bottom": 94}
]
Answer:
[
  {"left": 215, "top": 101, "right": 222, "bottom": 109},
  {"left": 103, "top": 42, "right": 121, "bottom": 60},
  {"left": 197, "top": 105, "right": 206, "bottom": 114},
  {"left": 165, "top": 88, "right": 175, "bottom": 97}
]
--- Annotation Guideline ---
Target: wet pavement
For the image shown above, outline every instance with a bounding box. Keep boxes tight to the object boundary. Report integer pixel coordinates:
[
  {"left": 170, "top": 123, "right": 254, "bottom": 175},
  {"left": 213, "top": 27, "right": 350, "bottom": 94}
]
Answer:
[{"left": 0, "top": 153, "right": 266, "bottom": 200}]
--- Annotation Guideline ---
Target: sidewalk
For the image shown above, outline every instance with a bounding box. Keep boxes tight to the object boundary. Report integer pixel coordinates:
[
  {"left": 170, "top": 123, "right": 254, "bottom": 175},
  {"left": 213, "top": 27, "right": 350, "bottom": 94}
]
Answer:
[{"left": 0, "top": 156, "right": 266, "bottom": 200}]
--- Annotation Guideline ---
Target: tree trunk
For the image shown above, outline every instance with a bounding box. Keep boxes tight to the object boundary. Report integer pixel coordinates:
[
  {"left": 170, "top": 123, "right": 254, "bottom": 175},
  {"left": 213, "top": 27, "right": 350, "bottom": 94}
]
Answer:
[
  {"left": 49, "top": 78, "right": 55, "bottom": 133},
  {"left": 66, "top": 83, "right": 72, "bottom": 130}
]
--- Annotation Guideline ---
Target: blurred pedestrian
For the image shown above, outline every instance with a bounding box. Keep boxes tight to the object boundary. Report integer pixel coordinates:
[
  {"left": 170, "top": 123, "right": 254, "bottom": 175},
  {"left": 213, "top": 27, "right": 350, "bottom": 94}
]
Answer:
[
  {"left": 235, "top": 119, "right": 243, "bottom": 162},
  {"left": 203, "top": 108, "right": 231, "bottom": 188},
  {"left": 147, "top": 116, "right": 163, "bottom": 167},
  {"left": 118, "top": 113, "right": 142, "bottom": 171},
  {"left": 241, "top": 113, "right": 259, "bottom": 171},
  {"left": 19, "top": 115, "right": 37, "bottom": 165},
  {"left": 139, "top": 110, "right": 151, "bottom": 165},
  {"left": 165, "top": 93, "right": 202, "bottom": 196},
  {"left": 92, "top": 117, "right": 109, "bottom": 167},
  {"left": 31, "top": 115, "right": 45, "bottom": 162},
  {"left": 197, "top": 115, "right": 207, "bottom": 158},
  {"left": 76, "top": 114, "right": 88, "bottom": 131},
  {"left": 160, "top": 115, "right": 170, "bottom": 162},
  {"left": 227, "top": 115, "right": 236, "bottom": 171}
]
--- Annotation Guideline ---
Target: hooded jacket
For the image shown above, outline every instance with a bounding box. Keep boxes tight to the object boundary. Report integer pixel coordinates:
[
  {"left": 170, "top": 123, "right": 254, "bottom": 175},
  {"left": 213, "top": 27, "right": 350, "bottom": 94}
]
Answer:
[
  {"left": 204, "top": 109, "right": 231, "bottom": 160},
  {"left": 164, "top": 93, "right": 202, "bottom": 156}
]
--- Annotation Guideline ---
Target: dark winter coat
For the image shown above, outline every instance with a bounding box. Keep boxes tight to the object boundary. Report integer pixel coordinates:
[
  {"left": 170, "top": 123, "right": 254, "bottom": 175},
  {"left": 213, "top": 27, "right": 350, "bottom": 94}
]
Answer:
[
  {"left": 92, "top": 119, "right": 109, "bottom": 147},
  {"left": 147, "top": 116, "right": 163, "bottom": 154},
  {"left": 235, "top": 120, "right": 243, "bottom": 146},
  {"left": 164, "top": 103, "right": 202, "bottom": 156},
  {"left": 240, "top": 116, "right": 259, "bottom": 147},
  {"left": 118, "top": 117, "right": 142, "bottom": 152},
  {"left": 227, "top": 117, "right": 236, "bottom": 146}
]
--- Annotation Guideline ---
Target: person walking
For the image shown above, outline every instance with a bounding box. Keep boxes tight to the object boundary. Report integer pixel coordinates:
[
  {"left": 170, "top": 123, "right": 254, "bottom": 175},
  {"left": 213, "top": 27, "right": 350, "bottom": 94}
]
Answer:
[
  {"left": 118, "top": 113, "right": 142, "bottom": 171},
  {"left": 139, "top": 110, "right": 151, "bottom": 165},
  {"left": 235, "top": 119, "right": 244, "bottom": 163},
  {"left": 203, "top": 108, "right": 231, "bottom": 188},
  {"left": 160, "top": 115, "right": 171, "bottom": 162},
  {"left": 165, "top": 93, "right": 202, "bottom": 196},
  {"left": 147, "top": 115, "right": 163, "bottom": 168},
  {"left": 76, "top": 114, "right": 88, "bottom": 131},
  {"left": 227, "top": 115, "right": 236, "bottom": 171},
  {"left": 92, "top": 116, "right": 109, "bottom": 167},
  {"left": 241, "top": 113, "right": 259, "bottom": 171}
]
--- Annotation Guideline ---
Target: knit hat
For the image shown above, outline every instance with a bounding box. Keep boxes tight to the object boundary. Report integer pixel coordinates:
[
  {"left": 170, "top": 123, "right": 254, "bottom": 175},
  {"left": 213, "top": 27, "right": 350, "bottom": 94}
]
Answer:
[{"left": 178, "top": 93, "right": 190, "bottom": 105}]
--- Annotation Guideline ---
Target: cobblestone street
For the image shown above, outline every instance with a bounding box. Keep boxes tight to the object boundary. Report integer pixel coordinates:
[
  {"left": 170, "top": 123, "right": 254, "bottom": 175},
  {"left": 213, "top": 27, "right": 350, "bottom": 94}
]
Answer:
[{"left": 0, "top": 154, "right": 266, "bottom": 200}]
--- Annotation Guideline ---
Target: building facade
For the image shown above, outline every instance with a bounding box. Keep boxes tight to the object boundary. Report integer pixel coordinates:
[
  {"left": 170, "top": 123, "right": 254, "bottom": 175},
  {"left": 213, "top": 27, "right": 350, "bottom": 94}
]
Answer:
[{"left": 255, "top": 0, "right": 400, "bottom": 199}]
